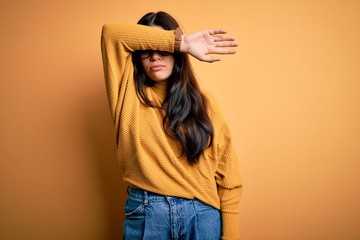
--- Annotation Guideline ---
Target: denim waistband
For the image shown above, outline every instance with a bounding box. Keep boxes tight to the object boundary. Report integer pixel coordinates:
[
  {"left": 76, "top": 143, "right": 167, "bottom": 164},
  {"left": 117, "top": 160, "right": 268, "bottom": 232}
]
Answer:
[{"left": 128, "top": 187, "right": 189, "bottom": 203}]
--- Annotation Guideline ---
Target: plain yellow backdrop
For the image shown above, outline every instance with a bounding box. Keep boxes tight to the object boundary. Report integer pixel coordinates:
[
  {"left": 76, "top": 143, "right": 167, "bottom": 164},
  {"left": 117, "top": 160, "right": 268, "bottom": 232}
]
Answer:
[{"left": 1, "top": 0, "right": 359, "bottom": 239}]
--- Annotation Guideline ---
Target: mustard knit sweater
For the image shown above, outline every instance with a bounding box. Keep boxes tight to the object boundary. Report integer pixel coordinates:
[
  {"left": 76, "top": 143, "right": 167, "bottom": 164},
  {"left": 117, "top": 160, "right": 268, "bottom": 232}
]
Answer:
[{"left": 101, "top": 23, "right": 242, "bottom": 240}]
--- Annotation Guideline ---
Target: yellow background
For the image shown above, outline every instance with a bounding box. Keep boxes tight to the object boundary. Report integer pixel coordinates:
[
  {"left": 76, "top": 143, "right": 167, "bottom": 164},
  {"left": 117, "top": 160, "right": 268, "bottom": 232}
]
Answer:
[{"left": 1, "top": 0, "right": 359, "bottom": 239}]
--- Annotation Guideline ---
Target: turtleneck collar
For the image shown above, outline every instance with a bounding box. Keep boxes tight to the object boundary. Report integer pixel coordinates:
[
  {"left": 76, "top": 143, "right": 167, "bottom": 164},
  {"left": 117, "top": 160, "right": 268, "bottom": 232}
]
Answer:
[{"left": 152, "top": 80, "right": 168, "bottom": 101}]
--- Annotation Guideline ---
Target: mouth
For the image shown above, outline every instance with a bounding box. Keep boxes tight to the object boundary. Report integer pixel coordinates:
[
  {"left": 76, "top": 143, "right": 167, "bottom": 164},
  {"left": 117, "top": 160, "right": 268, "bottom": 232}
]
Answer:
[{"left": 150, "top": 65, "right": 165, "bottom": 71}]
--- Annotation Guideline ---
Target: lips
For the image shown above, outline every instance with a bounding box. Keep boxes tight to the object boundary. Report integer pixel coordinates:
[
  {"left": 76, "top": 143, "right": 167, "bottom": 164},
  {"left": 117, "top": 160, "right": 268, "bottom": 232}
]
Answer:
[{"left": 150, "top": 65, "right": 165, "bottom": 71}]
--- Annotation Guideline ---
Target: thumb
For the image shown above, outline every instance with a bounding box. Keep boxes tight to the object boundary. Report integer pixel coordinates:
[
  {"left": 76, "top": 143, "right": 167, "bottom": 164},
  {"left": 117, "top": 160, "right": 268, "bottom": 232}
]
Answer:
[{"left": 200, "top": 56, "right": 221, "bottom": 63}]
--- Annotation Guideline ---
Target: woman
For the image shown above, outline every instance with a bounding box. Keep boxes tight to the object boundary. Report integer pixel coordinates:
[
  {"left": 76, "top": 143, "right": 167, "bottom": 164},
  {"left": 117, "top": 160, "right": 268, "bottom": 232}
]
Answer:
[{"left": 101, "top": 11, "right": 242, "bottom": 240}]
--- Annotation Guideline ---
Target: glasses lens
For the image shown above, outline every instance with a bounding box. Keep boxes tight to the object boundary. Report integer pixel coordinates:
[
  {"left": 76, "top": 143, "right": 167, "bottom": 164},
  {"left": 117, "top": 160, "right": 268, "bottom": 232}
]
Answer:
[
  {"left": 139, "top": 50, "right": 172, "bottom": 59},
  {"left": 158, "top": 51, "right": 172, "bottom": 56},
  {"left": 140, "top": 50, "right": 152, "bottom": 59}
]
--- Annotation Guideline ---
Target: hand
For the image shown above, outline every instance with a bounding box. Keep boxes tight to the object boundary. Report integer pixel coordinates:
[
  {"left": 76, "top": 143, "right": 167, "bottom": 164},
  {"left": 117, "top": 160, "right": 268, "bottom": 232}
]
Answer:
[{"left": 181, "top": 29, "right": 238, "bottom": 63}]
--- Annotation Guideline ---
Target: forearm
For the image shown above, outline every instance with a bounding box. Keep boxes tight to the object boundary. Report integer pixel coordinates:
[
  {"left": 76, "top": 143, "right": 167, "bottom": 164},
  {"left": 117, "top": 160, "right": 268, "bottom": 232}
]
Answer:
[{"left": 102, "top": 23, "right": 175, "bottom": 53}]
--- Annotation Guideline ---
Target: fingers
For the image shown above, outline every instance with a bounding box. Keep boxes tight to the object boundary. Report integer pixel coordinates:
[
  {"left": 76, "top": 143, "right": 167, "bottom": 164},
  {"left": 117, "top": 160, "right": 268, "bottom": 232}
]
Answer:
[
  {"left": 211, "top": 48, "right": 237, "bottom": 55},
  {"left": 208, "top": 30, "right": 236, "bottom": 40},
  {"left": 210, "top": 32, "right": 238, "bottom": 48},
  {"left": 215, "top": 41, "right": 238, "bottom": 48},
  {"left": 213, "top": 36, "right": 236, "bottom": 42},
  {"left": 211, "top": 36, "right": 238, "bottom": 55},
  {"left": 200, "top": 56, "right": 221, "bottom": 63},
  {"left": 201, "top": 49, "right": 236, "bottom": 63},
  {"left": 208, "top": 29, "right": 228, "bottom": 35},
  {"left": 199, "top": 49, "right": 237, "bottom": 62}
]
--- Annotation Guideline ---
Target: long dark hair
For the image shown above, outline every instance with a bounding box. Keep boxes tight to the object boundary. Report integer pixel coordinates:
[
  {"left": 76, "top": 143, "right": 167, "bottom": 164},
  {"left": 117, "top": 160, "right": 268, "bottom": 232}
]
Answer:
[{"left": 132, "top": 11, "right": 214, "bottom": 164}]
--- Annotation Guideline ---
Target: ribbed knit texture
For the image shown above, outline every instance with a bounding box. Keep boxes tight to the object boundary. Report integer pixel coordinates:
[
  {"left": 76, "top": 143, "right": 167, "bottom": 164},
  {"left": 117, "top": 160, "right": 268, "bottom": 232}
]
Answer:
[{"left": 101, "top": 23, "right": 242, "bottom": 240}]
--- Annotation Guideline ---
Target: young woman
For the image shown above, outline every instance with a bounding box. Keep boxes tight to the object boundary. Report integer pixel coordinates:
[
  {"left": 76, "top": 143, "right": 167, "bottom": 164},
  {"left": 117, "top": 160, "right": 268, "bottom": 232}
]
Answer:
[{"left": 101, "top": 11, "right": 242, "bottom": 240}]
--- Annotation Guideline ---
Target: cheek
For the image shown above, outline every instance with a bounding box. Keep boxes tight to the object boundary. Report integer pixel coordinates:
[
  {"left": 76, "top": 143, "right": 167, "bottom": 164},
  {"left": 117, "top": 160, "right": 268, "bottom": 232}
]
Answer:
[
  {"left": 140, "top": 60, "right": 150, "bottom": 75},
  {"left": 140, "top": 60, "right": 147, "bottom": 70}
]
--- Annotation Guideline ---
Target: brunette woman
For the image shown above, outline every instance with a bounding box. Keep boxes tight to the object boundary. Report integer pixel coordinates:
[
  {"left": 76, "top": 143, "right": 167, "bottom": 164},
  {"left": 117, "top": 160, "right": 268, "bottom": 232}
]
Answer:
[{"left": 101, "top": 11, "right": 242, "bottom": 240}]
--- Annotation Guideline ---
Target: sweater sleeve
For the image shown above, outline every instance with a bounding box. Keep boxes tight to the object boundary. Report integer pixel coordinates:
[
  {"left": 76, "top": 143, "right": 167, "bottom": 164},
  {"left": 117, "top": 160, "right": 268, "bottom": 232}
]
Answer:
[
  {"left": 100, "top": 23, "right": 175, "bottom": 122},
  {"left": 216, "top": 122, "right": 243, "bottom": 240},
  {"left": 209, "top": 97, "right": 242, "bottom": 240}
]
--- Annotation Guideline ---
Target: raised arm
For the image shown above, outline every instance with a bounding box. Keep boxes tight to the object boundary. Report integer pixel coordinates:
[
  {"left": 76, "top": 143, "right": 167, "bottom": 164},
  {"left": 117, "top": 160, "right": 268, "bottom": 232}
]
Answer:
[
  {"left": 101, "top": 23, "right": 175, "bottom": 120},
  {"left": 100, "top": 23, "right": 238, "bottom": 122}
]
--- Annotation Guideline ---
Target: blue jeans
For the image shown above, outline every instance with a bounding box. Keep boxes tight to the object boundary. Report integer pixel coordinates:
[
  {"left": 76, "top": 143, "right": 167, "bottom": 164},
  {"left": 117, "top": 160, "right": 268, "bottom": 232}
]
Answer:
[{"left": 123, "top": 188, "right": 221, "bottom": 240}]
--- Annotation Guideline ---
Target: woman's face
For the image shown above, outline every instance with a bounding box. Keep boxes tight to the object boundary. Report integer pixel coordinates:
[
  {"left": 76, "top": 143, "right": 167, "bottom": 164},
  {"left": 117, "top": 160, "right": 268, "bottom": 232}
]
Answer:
[{"left": 140, "top": 25, "right": 175, "bottom": 82}]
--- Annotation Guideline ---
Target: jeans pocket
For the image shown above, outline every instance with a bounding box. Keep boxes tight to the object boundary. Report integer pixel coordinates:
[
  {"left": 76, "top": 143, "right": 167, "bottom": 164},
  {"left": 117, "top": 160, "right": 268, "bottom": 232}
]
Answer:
[
  {"left": 123, "top": 197, "right": 146, "bottom": 240},
  {"left": 125, "top": 198, "right": 145, "bottom": 217}
]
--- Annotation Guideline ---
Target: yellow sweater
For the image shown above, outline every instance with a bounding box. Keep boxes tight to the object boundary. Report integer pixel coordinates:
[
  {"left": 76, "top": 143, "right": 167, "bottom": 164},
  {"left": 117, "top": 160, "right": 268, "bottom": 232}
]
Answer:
[{"left": 101, "top": 23, "right": 242, "bottom": 240}]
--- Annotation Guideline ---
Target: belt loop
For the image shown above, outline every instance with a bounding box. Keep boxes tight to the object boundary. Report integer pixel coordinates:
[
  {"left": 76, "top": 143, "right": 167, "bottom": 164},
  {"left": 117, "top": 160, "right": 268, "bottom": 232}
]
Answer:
[{"left": 143, "top": 190, "right": 149, "bottom": 205}]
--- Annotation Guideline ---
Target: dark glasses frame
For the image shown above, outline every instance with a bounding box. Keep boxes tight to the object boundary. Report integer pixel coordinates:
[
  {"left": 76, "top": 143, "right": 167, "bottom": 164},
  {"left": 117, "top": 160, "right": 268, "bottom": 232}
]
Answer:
[{"left": 139, "top": 50, "right": 173, "bottom": 59}]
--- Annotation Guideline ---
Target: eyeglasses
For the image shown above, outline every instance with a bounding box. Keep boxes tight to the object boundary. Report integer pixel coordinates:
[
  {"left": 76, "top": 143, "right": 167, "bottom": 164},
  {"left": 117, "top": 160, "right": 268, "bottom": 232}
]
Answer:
[{"left": 139, "top": 50, "right": 173, "bottom": 59}]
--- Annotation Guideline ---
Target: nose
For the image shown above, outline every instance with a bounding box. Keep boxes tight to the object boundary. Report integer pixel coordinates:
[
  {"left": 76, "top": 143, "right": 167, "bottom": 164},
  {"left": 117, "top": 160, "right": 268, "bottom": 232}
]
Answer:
[{"left": 150, "top": 51, "right": 161, "bottom": 61}]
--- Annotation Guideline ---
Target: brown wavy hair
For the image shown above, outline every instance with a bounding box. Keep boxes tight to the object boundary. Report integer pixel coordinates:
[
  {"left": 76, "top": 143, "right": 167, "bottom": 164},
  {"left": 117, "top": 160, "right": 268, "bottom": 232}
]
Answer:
[{"left": 132, "top": 11, "right": 214, "bottom": 164}]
